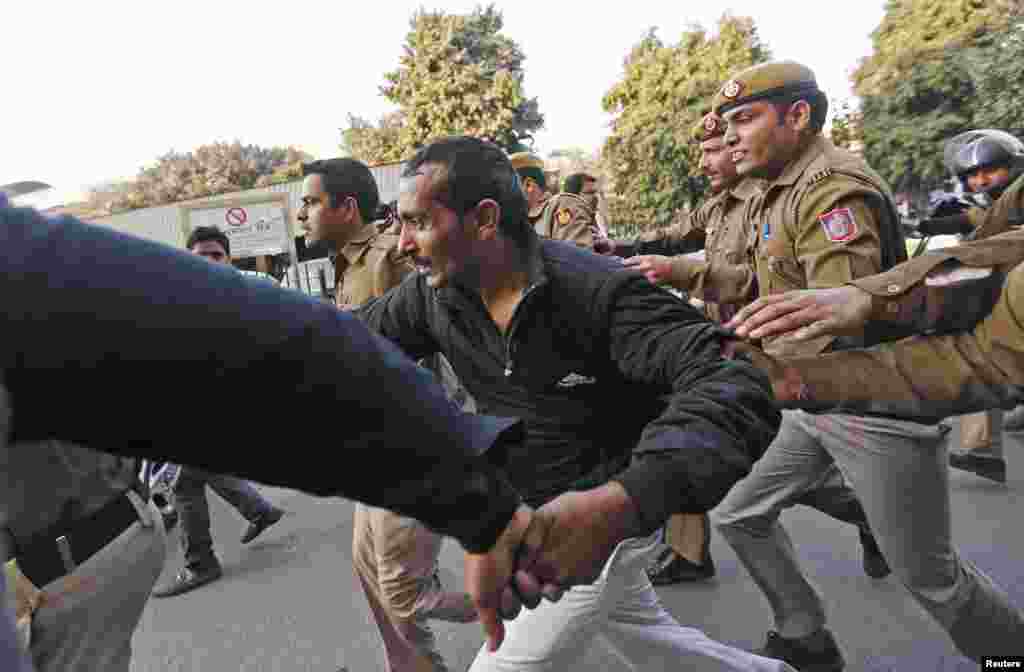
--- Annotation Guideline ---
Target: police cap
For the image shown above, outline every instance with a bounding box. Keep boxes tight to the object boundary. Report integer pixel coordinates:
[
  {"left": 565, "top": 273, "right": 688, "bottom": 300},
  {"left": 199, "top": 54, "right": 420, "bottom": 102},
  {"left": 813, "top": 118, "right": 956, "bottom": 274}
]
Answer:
[{"left": 713, "top": 61, "right": 820, "bottom": 117}]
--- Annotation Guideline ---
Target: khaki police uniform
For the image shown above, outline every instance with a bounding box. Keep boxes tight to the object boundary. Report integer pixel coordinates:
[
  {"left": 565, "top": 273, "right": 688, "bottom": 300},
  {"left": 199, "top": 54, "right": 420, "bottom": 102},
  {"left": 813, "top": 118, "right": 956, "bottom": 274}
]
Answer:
[
  {"left": 509, "top": 152, "right": 597, "bottom": 248},
  {"left": 340, "top": 222, "right": 477, "bottom": 672},
  {"left": 530, "top": 192, "right": 598, "bottom": 248},
  {"left": 333, "top": 222, "right": 413, "bottom": 310},
  {"left": 631, "top": 205, "right": 710, "bottom": 255},
  {"left": 711, "top": 62, "right": 1022, "bottom": 659},
  {"left": 0, "top": 385, "right": 166, "bottom": 672},
  {"left": 662, "top": 114, "right": 760, "bottom": 324},
  {"left": 952, "top": 174, "right": 1024, "bottom": 460}
]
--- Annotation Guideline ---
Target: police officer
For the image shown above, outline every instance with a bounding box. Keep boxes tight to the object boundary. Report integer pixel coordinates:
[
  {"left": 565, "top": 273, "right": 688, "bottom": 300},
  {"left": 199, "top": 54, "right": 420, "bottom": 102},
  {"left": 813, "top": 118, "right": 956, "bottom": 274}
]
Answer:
[
  {"left": 300, "top": 158, "right": 477, "bottom": 672},
  {"left": 706, "top": 61, "right": 955, "bottom": 670},
  {"left": 712, "top": 70, "right": 1024, "bottom": 661},
  {"left": 622, "top": 112, "right": 888, "bottom": 589},
  {"left": 725, "top": 227, "right": 1024, "bottom": 416},
  {"left": 930, "top": 130, "right": 1024, "bottom": 482},
  {"left": 509, "top": 151, "right": 598, "bottom": 248}
]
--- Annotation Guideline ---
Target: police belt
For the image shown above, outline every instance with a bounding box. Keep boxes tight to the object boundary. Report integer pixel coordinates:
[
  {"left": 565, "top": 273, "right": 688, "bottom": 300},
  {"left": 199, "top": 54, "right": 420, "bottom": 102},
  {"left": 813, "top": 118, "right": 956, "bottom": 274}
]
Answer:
[{"left": 17, "top": 484, "right": 148, "bottom": 588}]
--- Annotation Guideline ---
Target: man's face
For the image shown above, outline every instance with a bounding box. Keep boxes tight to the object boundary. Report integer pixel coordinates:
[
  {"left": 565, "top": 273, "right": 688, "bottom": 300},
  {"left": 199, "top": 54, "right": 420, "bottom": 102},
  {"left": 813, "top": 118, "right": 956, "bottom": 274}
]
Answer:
[
  {"left": 723, "top": 100, "right": 804, "bottom": 180},
  {"left": 397, "top": 166, "right": 480, "bottom": 289},
  {"left": 965, "top": 165, "right": 1011, "bottom": 194},
  {"left": 580, "top": 179, "right": 600, "bottom": 210},
  {"left": 190, "top": 239, "right": 231, "bottom": 265},
  {"left": 699, "top": 136, "right": 739, "bottom": 193},
  {"left": 297, "top": 174, "right": 356, "bottom": 248},
  {"left": 520, "top": 176, "right": 544, "bottom": 209}
]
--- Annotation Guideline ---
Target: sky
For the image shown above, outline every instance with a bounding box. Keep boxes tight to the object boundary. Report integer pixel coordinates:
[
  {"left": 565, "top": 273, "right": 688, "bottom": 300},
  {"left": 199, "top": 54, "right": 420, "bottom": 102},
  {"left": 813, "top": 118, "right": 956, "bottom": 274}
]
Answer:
[{"left": 2, "top": 1, "right": 885, "bottom": 206}]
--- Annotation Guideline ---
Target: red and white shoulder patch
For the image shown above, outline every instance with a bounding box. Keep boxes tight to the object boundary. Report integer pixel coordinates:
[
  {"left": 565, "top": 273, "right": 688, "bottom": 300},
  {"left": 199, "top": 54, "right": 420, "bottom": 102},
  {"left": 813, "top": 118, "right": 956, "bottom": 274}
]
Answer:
[{"left": 818, "top": 207, "right": 858, "bottom": 243}]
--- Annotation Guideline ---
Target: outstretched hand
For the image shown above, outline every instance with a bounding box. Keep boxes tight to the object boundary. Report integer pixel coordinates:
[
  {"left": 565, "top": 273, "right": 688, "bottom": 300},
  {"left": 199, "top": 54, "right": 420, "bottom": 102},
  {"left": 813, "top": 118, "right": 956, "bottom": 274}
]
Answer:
[
  {"left": 621, "top": 255, "right": 674, "bottom": 285},
  {"left": 725, "top": 285, "right": 872, "bottom": 342}
]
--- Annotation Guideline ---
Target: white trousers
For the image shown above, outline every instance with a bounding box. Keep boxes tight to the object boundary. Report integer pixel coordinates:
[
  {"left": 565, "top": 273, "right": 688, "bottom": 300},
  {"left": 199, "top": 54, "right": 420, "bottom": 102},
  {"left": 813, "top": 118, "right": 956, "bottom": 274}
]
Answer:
[{"left": 468, "top": 532, "right": 794, "bottom": 672}]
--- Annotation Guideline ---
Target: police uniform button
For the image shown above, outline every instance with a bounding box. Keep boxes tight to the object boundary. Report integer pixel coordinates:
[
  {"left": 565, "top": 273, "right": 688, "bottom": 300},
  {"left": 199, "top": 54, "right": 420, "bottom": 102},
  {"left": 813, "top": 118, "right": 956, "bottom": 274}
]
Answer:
[{"left": 887, "top": 284, "right": 900, "bottom": 294}]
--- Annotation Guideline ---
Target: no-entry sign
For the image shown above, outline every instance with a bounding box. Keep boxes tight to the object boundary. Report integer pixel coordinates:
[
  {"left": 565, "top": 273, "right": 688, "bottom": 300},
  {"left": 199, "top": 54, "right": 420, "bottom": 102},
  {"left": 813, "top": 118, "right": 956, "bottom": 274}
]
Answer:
[{"left": 225, "top": 207, "right": 248, "bottom": 227}]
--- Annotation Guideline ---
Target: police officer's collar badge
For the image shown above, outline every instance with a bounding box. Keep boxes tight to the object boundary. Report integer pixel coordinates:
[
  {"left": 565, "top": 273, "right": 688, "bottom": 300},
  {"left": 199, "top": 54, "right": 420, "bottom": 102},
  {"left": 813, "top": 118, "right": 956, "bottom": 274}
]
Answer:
[
  {"left": 722, "top": 80, "right": 742, "bottom": 99},
  {"left": 818, "top": 207, "right": 858, "bottom": 242}
]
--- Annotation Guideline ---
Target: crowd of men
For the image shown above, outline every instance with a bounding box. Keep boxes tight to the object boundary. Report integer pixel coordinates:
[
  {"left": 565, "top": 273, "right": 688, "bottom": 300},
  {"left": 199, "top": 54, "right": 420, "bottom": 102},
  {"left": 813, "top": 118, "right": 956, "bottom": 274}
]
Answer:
[{"left": 3, "top": 57, "right": 1024, "bottom": 672}]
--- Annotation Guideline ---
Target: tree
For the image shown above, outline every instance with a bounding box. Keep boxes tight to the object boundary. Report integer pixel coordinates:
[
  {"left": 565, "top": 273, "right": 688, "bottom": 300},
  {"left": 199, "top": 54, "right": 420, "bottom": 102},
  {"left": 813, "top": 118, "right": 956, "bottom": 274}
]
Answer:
[
  {"left": 600, "top": 15, "right": 769, "bottom": 234},
  {"left": 850, "top": 1, "right": 1024, "bottom": 200},
  {"left": 859, "top": 51, "right": 976, "bottom": 195},
  {"left": 852, "top": 0, "right": 1016, "bottom": 97},
  {"left": 340, "top": 4, "right": 543, "bottom": 164},
  {"left": 965, "top": 18, "right": 1024, "bottom": 137},
  {"left": 89, "top": 142, "right": 311, "bottom": 213}
]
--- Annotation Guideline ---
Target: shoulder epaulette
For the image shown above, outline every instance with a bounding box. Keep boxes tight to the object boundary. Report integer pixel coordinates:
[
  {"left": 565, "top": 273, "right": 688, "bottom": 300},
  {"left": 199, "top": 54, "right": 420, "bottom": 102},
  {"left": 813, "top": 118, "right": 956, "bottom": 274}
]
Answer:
[{"left": 807, "top": 168, "right": 833, "bottom": 186}]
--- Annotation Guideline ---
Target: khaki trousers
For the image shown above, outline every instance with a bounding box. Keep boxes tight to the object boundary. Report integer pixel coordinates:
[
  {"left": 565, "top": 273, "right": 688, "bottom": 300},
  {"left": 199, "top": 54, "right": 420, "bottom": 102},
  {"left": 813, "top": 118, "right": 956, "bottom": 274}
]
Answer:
[{"left": 352, "top": 503, "right": 474, "bottom": 672}]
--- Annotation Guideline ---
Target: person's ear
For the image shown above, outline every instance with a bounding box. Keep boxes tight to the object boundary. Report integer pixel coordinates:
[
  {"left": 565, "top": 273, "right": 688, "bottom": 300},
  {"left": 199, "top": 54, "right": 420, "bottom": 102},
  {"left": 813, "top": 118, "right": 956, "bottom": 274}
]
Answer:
[
  {"left": 474, "top": 200, "right": 501, "bottom": 240},
  {"left": 789, "top": 100, "right": 812, "bottom": 133}
]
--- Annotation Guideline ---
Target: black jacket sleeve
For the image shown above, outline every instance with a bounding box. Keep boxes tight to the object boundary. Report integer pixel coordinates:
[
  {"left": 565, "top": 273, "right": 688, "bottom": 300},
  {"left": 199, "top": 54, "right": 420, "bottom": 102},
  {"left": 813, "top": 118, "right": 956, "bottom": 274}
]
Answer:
[
  {"left": 353, "top": 274, "right": 440, "bottom": 361},
  {"left": 600, "top": 273, "right": 780, "bottom": 533},
  {"left": 0, "top": 207, "right": 519, "bottom": 553}
]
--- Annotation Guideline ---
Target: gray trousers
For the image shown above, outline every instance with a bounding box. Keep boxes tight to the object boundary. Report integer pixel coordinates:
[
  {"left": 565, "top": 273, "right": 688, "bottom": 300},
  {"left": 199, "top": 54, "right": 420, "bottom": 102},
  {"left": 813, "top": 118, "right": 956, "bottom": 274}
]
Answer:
[
  {"left": 715, "top": 410, "right": 1024, "bottom": 658},
  {"left": 30, "top": 501, "right": 166, "bottom": 672},
  {"left": 175, "top": 469, "right": 273, "bottom": 570}
]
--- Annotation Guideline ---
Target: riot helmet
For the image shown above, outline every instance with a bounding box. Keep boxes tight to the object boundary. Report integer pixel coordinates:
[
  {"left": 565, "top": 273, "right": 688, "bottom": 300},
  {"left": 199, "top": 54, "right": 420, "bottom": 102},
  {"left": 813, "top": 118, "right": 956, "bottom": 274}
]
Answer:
[{"left": 943, "top": 129, "right": 1024, "bottom": 203}]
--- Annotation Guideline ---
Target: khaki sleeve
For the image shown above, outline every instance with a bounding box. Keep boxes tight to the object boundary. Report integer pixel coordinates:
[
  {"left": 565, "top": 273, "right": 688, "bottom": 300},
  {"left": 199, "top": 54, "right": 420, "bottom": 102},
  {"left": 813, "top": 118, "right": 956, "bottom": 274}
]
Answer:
[
  {"left": 759, "top": 262, "right": 1024, "bottom": 420},
  {"left": 794, "top": 184, "right": 884, "bottom": 290},
  {"left": 852, "top": 228, "right": 1024, "bottom": 324},
  {"left": 548, "top": 197, "right": 595, "bottom": 248},
  {"left": 668, "top": 255, "right": 757, "bottom": 305}
]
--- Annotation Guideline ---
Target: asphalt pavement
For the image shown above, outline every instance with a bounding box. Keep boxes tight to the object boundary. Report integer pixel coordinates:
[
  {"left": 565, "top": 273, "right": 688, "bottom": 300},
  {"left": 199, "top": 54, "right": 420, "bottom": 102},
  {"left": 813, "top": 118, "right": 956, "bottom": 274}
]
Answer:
[{"left": 130, "top": 426, "right": 1024, "bottom": 672}]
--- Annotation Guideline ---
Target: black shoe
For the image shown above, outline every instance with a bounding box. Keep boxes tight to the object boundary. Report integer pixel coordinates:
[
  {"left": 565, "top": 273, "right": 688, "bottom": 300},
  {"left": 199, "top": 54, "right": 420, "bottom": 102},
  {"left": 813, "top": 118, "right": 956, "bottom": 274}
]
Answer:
[
  {"left": 152, "top": 565, "right": 223, "bottom": 598},
  {"left": 949, "top": 452, "right": 1007, "bottom": 483},
  {"left": 647, "top": 548, "right": 715, "bottom": 585},
  {"left": 858, "top": 529, "right": 890, "bottom": 579},
  {"left": 240, "top": 507, "right": 285, "bottom": 544},
  {"left": 757, "top": 629, "right": 845, "bottom": 672}
]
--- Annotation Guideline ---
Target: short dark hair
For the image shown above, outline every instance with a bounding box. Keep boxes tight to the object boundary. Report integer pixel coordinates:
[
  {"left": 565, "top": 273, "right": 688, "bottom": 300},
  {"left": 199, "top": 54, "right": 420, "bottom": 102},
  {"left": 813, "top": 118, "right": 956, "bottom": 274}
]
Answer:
[
  {"left": 403, "top": 136, "right": 531, "bottom": 248},
  {"left": 186, "top": 226, "right": 230, "bottom": 256},
  {"left": 302, "top": 158, "right": 380, "bottom": 224},
  {"left": 563, "top": 173, "right": 596, "bottom": 195},
  {"left": 774, "top": 90, "right": 829, "bottom": 134}
]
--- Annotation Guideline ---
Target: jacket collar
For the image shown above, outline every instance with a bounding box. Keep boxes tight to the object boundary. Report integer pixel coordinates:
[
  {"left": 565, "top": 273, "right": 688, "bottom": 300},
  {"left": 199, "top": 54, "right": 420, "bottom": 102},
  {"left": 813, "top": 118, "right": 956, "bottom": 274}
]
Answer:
[
  {"left": 770, "top": 134, "right": 828, "bottom": 188},
  {"left": 331, "top": 222, "right": 380, "bottom": 268}
]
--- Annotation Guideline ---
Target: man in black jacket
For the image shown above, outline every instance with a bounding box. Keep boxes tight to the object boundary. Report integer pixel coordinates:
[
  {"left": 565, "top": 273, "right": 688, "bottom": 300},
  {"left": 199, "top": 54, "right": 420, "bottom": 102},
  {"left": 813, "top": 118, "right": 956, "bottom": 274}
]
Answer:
[
  {"left": 0, "top": 203, "right": 542, "bottom": 667},
  {"left": 357, "top": 136, "right": 788, "bottom": 671}
]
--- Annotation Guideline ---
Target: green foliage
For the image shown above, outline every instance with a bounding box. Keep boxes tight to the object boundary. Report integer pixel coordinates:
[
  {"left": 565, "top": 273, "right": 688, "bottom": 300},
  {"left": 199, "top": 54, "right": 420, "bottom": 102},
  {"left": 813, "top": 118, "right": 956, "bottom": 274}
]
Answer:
[
  {"left": 600, "top": 15, "right": 769, "bottom": 233},
  {"left": 853, "top": 0, "right": 1014, "bottom": 97},
  {"left": 341, "top": 4, "right": 543, "bottom": 163},
  {"left": 89, "top": 142, "right": 311, "bottom": 213},
  {"left": 860, "top": 50, "right": 976, "bottom": 194},
  {"left": 965, "top": 20, "right": 1024, "bottom": 136},
  {"left": 852, "top": 2, "right": 1024, "bottom": 198}
]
